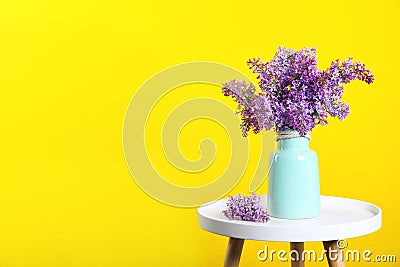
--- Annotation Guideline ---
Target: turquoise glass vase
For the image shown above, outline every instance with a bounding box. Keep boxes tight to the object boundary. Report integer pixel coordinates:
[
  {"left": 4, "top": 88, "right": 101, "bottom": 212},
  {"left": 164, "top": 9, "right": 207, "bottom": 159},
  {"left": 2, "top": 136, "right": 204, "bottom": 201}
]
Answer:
[{"left": 267, "top": 135, "right": 320, "bottom": 219}]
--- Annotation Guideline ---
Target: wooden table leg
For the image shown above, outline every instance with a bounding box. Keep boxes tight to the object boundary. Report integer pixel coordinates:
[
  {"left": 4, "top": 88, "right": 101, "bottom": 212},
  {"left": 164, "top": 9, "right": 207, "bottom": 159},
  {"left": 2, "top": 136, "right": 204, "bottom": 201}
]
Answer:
[
  {"left": 290, "top": 242, "right": 305, "bottom": 267},
  {"left": 323, "top": 240, "right": 346, "bottom": 267},
  {"left": 224, "top": 237, "right": 244, "bottom": 267}
]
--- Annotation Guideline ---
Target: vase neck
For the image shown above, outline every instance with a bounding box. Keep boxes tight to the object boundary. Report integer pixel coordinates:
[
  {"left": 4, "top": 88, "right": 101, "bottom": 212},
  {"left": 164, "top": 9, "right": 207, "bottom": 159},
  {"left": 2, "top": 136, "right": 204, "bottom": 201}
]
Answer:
[{"left": 278, "top": 136, "right": 310, "bottom": 150}]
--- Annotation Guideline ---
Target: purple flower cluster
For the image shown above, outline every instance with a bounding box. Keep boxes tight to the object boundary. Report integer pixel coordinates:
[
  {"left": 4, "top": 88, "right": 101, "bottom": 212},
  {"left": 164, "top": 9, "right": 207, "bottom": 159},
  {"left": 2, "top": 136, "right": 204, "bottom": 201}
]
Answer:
[
  {"left": 222, "top": 80, "right": 274, "bottom": 136},
  {"left": 222, "top": 193, "right": 270, "bottom": 223},
  {"left": 222, "top": 47, "right": 374, "bottom": 136}
]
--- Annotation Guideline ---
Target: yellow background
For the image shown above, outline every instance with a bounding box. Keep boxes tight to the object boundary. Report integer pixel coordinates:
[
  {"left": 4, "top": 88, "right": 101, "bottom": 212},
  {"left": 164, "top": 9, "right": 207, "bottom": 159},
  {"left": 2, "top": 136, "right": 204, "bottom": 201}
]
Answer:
[{"left": 1, "top": 0, "right": 399, "bottom": 266}]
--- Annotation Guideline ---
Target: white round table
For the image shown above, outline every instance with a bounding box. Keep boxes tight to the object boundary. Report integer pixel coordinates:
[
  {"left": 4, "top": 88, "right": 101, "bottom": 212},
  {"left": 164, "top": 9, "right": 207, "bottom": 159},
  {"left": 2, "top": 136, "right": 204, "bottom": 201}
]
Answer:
[{"left": 197, "top": 195, "right": 381, "bottom": 267}]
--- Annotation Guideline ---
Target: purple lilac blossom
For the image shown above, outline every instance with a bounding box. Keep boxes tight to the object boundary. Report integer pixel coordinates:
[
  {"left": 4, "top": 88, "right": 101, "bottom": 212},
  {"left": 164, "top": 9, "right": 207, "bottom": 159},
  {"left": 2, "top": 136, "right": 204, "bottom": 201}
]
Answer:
[
  {"left": 222, "top": 193, "right": 270, "bottom": 223},
  {"left": 222, "top": 47, "right": 374, "bottom": 136},
  {"left": 222, "top": 80, "right": 274, "bottom": 136}
]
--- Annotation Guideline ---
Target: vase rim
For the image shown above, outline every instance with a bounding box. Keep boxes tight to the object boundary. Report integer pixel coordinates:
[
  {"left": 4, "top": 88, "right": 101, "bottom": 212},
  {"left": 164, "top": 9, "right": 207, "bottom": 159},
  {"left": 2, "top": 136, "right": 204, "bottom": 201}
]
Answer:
[{"left": 276, "top": 130, "right": 311, "bottom": 141}]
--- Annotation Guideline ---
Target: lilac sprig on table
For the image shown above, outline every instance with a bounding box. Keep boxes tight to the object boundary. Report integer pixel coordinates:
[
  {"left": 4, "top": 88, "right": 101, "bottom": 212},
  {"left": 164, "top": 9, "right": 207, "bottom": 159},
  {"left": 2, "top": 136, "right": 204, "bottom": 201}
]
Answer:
[
  {"left": 222, "top": 193, "right": 270, "bottom": 223},
  {"left": 222, "top": 47, "right": 374, "bottom": 137}
]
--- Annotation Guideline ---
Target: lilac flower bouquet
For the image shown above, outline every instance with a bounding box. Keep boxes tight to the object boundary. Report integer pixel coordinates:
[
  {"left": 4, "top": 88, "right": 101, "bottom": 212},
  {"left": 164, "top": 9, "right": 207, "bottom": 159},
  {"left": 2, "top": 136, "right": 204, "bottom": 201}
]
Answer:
[{"left": 222, "top": 47, "right": 374, "bottom": 136}]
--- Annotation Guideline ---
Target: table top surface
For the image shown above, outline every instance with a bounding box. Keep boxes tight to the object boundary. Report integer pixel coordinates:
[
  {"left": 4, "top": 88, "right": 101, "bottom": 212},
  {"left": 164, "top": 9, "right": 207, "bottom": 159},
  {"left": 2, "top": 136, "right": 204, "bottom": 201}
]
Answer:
[{"left": 197, "top": 195, "right": 381, "bottom": 242}]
